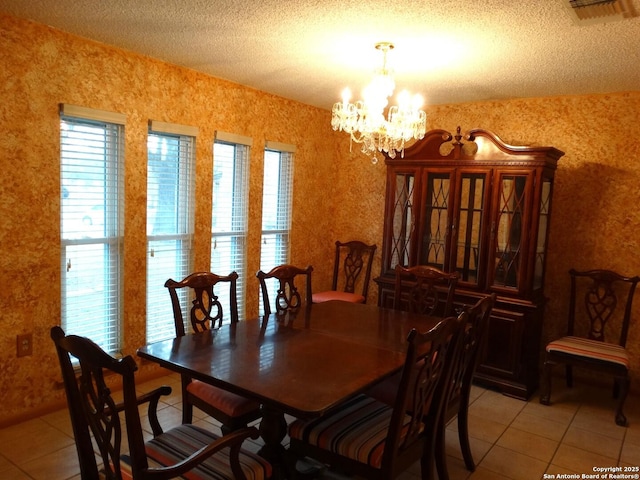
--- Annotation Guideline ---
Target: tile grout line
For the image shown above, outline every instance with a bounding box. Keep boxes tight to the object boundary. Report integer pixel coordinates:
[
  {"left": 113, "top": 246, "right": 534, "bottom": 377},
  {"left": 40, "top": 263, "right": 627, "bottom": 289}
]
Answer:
[
  {"left": 484, "top": 394, "right": 528, "bottom": 480},
  {"left": 541, "top": 396, "right": 581, "bottom": 475}
]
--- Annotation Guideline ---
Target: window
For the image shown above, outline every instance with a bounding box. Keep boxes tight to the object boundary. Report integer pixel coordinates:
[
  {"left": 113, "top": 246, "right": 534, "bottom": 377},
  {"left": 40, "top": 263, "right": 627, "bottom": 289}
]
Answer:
[
  {"left": 60, "top": 104, "right": 125, "bottom": 355},
  {"left": 146, "top": 121, "right": 197, "bottom": 343},
  {"left": 212, "top": 132, "right": 251, "bottom": 320},
  {"left": 259, "top": 142, "right": 295, "bottom": 314}
]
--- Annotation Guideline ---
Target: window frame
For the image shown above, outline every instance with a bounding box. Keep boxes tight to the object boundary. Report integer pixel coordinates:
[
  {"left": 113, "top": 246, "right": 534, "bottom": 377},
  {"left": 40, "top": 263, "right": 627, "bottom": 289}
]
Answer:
[
  {"left": 211, "top": 131, "right": 252, "bottom": 320},
  {"left": 145, "top": 120, "right": 197, "bottom": 343},
  {"left": 259, "top": 141, "right": 296, "bottom": 314},
  {"left": 59, "top": 104, "right": 125, "bottom": 355}
]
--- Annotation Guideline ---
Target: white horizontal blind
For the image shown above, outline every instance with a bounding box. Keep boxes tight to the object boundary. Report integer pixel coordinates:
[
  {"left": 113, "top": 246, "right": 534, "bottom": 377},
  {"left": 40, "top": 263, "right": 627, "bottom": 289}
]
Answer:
[
  {"left": 60, "top": 107, "right": 124, "bottom": 355},
  {"left": 146, "top": 123, "right": 195, "bottom": 343},
  {"left": 259, "top": 146, "right": 294, "bottom": 315},
  {"left": 211, "top": 134, "right": 250, "bottom": 320}
]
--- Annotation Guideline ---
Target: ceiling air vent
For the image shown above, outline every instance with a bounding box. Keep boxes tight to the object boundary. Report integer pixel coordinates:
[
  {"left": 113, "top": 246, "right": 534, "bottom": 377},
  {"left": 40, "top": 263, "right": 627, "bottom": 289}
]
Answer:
[{"left": 562, "top": 0, "right": 637, "bottom": 24}]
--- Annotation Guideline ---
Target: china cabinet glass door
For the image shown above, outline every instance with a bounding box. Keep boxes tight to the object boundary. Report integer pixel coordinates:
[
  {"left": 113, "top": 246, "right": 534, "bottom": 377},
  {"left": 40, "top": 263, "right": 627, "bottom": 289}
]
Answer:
[
  {"left": 491, "top": 172, "right": 530, "bottom": 291},
  {"left": 387, "top": 171, "right": 417, "bottom": 273},
  {"left": 452, "top": 171, "right": 488, "bottom": 286},
  {"left": 533, "top": 177, "right": 552, "bottom": 289},
  {"left": 418, "top": 170, "right": 454, "bottom": 270}
]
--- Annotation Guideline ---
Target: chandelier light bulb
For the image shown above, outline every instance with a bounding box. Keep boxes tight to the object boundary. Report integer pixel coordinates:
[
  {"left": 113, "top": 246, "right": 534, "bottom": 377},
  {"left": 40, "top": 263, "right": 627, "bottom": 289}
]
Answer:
[
  {"left": 341, "top": 88, "right": 351, "bottom": 106},
  {"left": 331, "top": 42, "right": 427, "bottom": 164}
]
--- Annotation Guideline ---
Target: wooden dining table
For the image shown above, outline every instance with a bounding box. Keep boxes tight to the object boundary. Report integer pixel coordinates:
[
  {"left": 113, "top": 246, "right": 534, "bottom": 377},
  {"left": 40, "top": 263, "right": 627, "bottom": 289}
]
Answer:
[{"left": 137, "top": 300, "right": 441, "bottom": 478}]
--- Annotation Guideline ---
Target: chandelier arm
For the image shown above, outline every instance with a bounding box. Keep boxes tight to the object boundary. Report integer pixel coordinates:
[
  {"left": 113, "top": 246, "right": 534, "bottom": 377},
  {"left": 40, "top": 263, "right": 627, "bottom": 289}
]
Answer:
[{"left": 350, "top": 130, "right": 366, "bottom": 144}]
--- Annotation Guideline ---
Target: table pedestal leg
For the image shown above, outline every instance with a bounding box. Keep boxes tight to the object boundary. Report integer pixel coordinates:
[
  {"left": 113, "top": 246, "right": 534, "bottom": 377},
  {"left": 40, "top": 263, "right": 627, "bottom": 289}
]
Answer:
[
  {"left": 258, "top": 404, "right": 292, "bottom": 479},
  {"left": 257, "top": 405, "right": 324, "bottom": 480}
]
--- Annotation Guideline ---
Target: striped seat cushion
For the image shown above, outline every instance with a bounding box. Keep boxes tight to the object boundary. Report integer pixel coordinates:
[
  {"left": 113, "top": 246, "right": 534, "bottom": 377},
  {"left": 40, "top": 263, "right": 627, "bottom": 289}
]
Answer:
[
  {"left": 312, "top": 291, "right": 365, "bottom": 303},
  {"left": 188, "top": 380, "right": 261, "bottom": 417},
  {"left": 546, "top": 336, "right": 630, "bottom": 369},
  {"left": 289, "top": 394, "right": 419, "bottom": 468},
  {"left": 120, "top": 424, "right": 271, "bottom": 480}
]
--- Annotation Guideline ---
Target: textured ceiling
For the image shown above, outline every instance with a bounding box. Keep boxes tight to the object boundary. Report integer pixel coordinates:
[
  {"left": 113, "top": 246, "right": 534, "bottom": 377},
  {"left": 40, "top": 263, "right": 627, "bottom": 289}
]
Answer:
[{"left": 2, "top": 0, "right": 639, "bottom": 109}]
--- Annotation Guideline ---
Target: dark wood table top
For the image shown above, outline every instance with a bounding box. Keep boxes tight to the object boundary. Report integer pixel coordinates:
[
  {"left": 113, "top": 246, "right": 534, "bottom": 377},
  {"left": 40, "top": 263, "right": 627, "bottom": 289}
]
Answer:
[{"left": 137, "top": 300, "right": 440, "bottom": 418}]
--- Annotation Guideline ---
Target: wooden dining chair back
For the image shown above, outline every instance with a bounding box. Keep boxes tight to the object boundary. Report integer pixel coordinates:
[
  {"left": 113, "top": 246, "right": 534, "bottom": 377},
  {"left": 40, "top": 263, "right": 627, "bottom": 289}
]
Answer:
[
  {"left": 436, "top": 293, "right": 495, "bottom": 480},
  {"left": 50, "top": 326, "right": 271, "bottom": 480},
  {"left": 165, "top": 271, "right": 261, "bottom": 429},
  {"left": 165, "top": 271, "right": 239, "bottom": 336},
  {"left": 257, "top": 264, "right": 313, "bottom": 316},
  {"left": 540, "top": 268, "right": 639, "bottom": 426},
  {"left": 394, "top": 265, "right": 459, "bottom": 317},
  {"left": 288, "top": 313, "right": 466, "bottom": 480},
  {"left": 312, "top": 240, "right": 377, "bottom": 304}
]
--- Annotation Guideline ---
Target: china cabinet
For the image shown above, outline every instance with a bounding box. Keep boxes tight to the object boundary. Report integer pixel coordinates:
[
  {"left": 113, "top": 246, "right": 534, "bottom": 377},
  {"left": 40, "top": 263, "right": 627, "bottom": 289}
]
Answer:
[{"left": 375, "top": 127, "right": 564, "bottom": 399}]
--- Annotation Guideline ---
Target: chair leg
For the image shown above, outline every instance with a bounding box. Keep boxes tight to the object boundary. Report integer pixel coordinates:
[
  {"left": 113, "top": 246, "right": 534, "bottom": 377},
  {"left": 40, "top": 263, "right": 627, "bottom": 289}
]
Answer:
[
  {"left": 435, "top": 418, "right": 449, "bottom": 480},
  {"left": 457, "top": 402, "right": 476, "bottom": 471},
  {"left": 565, "top": 364, "right": 573, "bottom": 388},
  {"left": 182, "top": 398, "right": 194, "bottom": 424},
  {"left": 614, "top": 376, "right": 630, "bottom": 427},
  {"left": 420, "top": 448, "right": 436, "bottom": 480},
  {"left": 539, "top": 360, "right": 553, "bottom": 405},
  {"left": 181, "top": 376, "right": 194, "bottom": 424}
]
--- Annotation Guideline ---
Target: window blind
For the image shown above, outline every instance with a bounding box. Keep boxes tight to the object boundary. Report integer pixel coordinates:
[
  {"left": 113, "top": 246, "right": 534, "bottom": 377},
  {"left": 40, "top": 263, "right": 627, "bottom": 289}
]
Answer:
[
  {"left": 212, "top": 138, "right": 250, "bottom": 320},
  {"left": 146, "top": 124, "right": 195, "bottom": 343},
  {"left": 60, "top": 108, "right": 124, "bottom": 355},
  {"left": 259, "top": 147, "right": 294, "bottom": 314}
]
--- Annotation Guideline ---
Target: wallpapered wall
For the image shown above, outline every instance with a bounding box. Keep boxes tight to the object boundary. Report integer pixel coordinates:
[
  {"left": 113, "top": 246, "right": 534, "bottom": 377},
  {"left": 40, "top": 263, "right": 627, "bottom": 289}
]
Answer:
[
  {"left": 1, "top": 13, "right": 639, "bottom": 426},
  {"left": 0, "top": 13, "right": 378, "bottom": 426}
]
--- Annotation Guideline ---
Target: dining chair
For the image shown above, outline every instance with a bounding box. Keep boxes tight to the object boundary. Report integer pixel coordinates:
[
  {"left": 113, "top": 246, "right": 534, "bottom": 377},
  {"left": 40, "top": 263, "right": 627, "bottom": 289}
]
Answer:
[
  {"left": 287, "top": 312, "right": 466, "bottom": 480},
  {"left": 257, "top": 264, "right": 313, "bottom": 316},
  {"left": 540, "top": 268, "right": 639, "bottom": 426},
  {"left": 312, "top": 240, "right": 377, "bottom": 304},
  {"left": 435, "top": 293, "right": 495, "bottom": 480},
  {"left": 394, "top": 265, "right": 459, "bottom": 316},
  {"left": 50, "top": 326, "right": 272, "bottom": 480},
  {"left": 165, "top": 271, "right": 261, "bottom": 431}
]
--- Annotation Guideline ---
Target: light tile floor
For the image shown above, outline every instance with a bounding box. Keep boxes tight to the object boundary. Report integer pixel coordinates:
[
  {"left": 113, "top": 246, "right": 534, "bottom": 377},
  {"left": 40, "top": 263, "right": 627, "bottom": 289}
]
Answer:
[{"left": 1, "top": 372, "right": 639, "bottom": 480}]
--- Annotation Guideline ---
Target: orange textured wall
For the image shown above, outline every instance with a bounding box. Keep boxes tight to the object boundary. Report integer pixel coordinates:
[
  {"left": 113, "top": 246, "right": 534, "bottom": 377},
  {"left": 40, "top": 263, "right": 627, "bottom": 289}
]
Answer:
[
  {"left": 0, "top": 13, "right": 382, "bottom": 425},
  {"left": 1, "top": 12, "right": 639, "bottom": 425}
]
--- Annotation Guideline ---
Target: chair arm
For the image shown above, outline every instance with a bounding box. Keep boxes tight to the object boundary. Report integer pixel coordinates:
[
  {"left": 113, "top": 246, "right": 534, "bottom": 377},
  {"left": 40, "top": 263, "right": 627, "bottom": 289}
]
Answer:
[
  {"left": 112, "top": 386, "right": 172, "bottom": 437},
  {"left": 145, "top": 426, "right": 260, "bottom": 479}
]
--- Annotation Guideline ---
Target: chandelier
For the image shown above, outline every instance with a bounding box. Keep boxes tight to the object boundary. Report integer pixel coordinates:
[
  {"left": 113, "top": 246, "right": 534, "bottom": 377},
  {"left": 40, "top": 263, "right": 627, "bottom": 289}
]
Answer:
[{"left": 331, "top": 42, "right": 427, "bottom": 164}]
